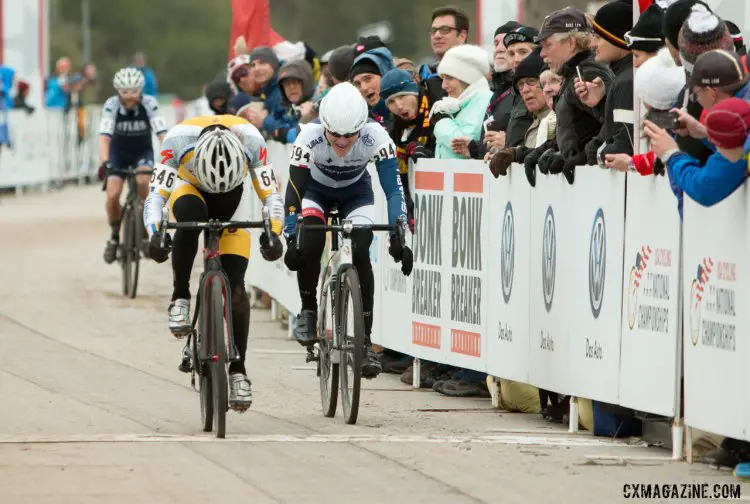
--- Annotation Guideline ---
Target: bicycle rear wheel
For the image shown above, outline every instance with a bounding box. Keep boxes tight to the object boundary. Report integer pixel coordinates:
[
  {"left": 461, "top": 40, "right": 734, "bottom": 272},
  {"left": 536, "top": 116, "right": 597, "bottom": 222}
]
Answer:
[
  {"left": 318, "top": 273, "right": 338, "bottom": 418},
  {"left": 209, "top": 276, "right": 228, "bottom": 439},
  {"left": 338, "top": 268, "right": 364, "bottom": 425},
  {"left": 127, "top": 200, "right": 143, "bottom": 298},
  {"left": 121, "top": 204, "right": 134, "bottom": 297}
]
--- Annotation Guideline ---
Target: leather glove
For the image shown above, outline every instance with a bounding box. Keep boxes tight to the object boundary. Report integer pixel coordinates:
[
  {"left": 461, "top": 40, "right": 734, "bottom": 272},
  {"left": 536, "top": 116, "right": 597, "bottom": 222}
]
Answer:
[
  {"left": 536, "top": 149, "right": 554, "bottom": 174},
  {"left": 539, "top": 150, "right": 565, "bottom": 174},
  {"left": 489, "top": 147, "right": 516, "bottom": 178},
  {"left": 149, "top": 231, "right": 171, "bottom": 263},
  {"left": 98, "top": 161, "right": 111, "bottom": 181},
  {"left": 259, "top": 232, "right": 283, "bottom": 261},
  {"left": 284, "top": 235, "right": 304, "bottom": 271},
  {"left": 563, "top": 159, "right": 576, "bottom": 185},
  {"left": 405, "top": 141, "right": 432, "bottom": 161},
  {"left": 585, "top": 137, "right": 604, "bottom": 166},
  {"left": 524, "top": 145, "right": 545, "bottom": 174},
  {"left": 388, "top": 233, "right": 414, "bottom": 276},
  {"left": 525, "top": 160, "right": 536, "bottom": 187}
]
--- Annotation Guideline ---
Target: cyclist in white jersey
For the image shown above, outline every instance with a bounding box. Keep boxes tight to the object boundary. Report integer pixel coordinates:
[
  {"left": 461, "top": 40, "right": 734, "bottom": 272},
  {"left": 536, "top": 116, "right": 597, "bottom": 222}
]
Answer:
[{"left": 283, "top": 82, "right": 414, "bottom": 379}]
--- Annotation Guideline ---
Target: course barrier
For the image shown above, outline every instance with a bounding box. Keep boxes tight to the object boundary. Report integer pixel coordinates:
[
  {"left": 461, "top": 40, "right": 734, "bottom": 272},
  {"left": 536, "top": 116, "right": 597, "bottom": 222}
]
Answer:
[{"left": 2, "top": 102, "right": 745, "bottom": 460}]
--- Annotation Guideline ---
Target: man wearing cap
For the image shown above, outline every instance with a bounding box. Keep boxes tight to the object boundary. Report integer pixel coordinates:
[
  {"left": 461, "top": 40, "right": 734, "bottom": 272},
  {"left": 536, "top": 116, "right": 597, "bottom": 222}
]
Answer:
[
  {"left": 350, "top": 45, "right": 395, "bottom": 129},
  {"left": 503, "top": 26, "right": 540, "bottom": 150},
  {"left": 535, "top": 6, "right": 613, "bottom": 183},
  {"left": 645, "top": 49, "right": 750, "bottom": 212},
  {"left": 578, "top": 0, "right": 635, "bottom": 166},
  {"left": 464, "top": 21, "right": 520, "bottom": 160}
]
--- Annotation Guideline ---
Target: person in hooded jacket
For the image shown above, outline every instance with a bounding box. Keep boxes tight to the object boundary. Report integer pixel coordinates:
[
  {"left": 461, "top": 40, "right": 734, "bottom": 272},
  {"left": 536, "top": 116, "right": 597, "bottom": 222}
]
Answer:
[
  {"left": 275, "top": 59, "right": 316, "bottom": 143},
  {"left": 205, "top": 80, "right": 233, "bottom": 115},
  {"left": 380, "top": 68, "right": 441, "bottom": 230},
  {"left": 350, "top": 46, "right": 395, "bottom": 129}
]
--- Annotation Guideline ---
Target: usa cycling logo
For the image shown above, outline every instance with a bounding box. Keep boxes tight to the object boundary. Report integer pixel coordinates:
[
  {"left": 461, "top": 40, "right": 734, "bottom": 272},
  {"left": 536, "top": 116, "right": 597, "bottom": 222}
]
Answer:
[
  {"left": 588, "top": 208, "right": 606, "bottom": 319},
  {"left": 542, "top": 206, "right": 556, "bottom": 312},
  {"left": 689, "top": 257, "right": 713, "bottom": 346},
  {"left": 501, "top": 202, "right": 514, "bottom": 303}
]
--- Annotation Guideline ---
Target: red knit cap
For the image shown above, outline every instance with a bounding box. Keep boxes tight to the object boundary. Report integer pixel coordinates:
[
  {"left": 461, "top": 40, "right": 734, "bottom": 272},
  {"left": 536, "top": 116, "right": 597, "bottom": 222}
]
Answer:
[{"left": 705, "top": 97, "right": 750, "bottom": 149}]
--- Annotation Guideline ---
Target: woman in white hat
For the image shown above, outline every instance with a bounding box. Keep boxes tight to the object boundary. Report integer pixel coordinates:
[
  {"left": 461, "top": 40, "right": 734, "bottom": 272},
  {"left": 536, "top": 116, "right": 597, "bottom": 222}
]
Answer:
[{"left": 429, "top": 44, "right": 494, "bottom": 159}]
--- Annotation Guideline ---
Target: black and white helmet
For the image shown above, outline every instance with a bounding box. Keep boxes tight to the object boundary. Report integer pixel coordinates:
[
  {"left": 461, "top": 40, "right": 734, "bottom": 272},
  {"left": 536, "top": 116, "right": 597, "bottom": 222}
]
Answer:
[
  {"left": 194, "top": 127, "right": 247, "bottom": 193},
  {"left": 113, "top": 67, "right": 145, "bottom": 91}
]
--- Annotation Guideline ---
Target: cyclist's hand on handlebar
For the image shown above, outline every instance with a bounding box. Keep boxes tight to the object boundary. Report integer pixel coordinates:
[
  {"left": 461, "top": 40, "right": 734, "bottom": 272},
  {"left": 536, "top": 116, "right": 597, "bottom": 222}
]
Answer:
[
  {"left": 388, "top": 233, "right": 413, "bottom": 276},
  {"left": 283, "top": 235, "right": 304, "bottom": 271},
  {"left": 98, "top": 161, "right": 111, "bottom": 182},
  {"left": 259, "top": 231, "right": 283, "bottom": 261},
  {"left": 149, "top": 232, "right": 171, "bottom": 263}
]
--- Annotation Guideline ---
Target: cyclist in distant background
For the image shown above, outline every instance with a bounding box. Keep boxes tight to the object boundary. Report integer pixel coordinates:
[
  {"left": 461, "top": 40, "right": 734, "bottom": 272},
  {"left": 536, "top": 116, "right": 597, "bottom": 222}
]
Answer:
[
  {"left": 143, "top": 114, "right": 284, "bottom": 410},
  {"left": 99, "top": 67, "right": 167, "bottom": 264},
  {"left": 283, "top": 82, "right": 414, "bottom": 379}
]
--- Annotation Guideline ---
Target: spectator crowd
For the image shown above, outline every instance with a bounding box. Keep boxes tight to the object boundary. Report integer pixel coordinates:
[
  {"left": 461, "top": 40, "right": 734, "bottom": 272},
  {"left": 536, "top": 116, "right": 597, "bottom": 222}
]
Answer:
[{"left": 194, "top": 0, "right": 750, "bottom": 473}]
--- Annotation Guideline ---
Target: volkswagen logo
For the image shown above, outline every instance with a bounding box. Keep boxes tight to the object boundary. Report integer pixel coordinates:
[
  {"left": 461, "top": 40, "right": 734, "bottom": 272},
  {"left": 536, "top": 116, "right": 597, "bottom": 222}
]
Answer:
[
  {"left": 589, "top": 208, "right": 606, "bottom": 318},
  {"left": 542, "top": 206, "right": 556, "bottom": 312},
  {"left": 501, "top": 202, "right": 514, "bottom": 303}
]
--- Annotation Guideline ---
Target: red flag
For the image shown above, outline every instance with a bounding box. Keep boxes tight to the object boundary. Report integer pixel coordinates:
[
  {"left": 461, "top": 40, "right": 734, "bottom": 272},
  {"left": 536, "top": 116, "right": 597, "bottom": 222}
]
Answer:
[
  {"left": 638, "top": 0, "right": 652, "bottom": 15},
  {"left": 229, "top": 0, "right": 285, "bottom": 59}
]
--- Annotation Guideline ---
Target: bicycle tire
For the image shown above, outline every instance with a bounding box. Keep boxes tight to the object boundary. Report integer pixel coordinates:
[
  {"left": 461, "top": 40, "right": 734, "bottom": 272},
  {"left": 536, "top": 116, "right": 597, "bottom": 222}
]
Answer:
[
  {"left": 121, "top": 204, "right": 133, "bottom": 297},
  {"left": 318, "top": 272, "right": 338, "bottom": 418},
  {"left": 127, "top": 199, "right": 142, "bottom": 299},
  {"left": 198, "top": 287, "right": 213, "bottom": 432},
  {"left": 209, "top": 276, "right": 228, "bottom": 439},
  {"left": 338, "top": 268, "right": 364, "bottom": 425}
]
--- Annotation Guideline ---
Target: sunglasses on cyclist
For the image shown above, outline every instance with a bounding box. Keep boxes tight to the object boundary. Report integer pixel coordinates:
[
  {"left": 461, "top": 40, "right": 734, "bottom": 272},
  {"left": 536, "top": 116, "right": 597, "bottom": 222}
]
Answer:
[
  {"left": 326, "top": 130, "right": 359, "bottom": 139},
  {"left": 118, "top": 89, "right": 141, "bottom": 98}
]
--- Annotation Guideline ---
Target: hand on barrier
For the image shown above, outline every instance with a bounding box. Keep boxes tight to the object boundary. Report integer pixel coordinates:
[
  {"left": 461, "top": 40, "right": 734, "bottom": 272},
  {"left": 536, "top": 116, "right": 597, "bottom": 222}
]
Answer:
[
  {"left": 149, "top": 232, "right": 171, "bottom": 263},
  {"left": 405, "top": 141, "right": 431, "bottom": 161},
  {"left": 525, "top": 160, "right": 536, "bottom": 187},
  {"left": 585, "top": 137, "right": 603, "bottom": 166},
  {"left": 98, "top": 161, "right": 111, "bottom": 182},
  {"left": 284, "top": 237, "right": 304, "bottom": 271},
  {"left": 538, "top": 150, "right": 565, "bottom": 174},
  {"left": 259, "top": 232, "right": 283, "bottom": 261},
  {"left": 563, "top": 159, "right": 576, "bottom": 185},
  {"left": 489, "top": 148, "right": 516, "bottom": 178}
]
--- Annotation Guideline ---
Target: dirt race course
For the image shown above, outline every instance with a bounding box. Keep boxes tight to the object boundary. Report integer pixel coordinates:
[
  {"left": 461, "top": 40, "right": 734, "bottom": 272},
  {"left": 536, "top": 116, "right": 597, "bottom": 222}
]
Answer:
[{"left": 0, "top": 185, "right": 745, "bottom": 503}]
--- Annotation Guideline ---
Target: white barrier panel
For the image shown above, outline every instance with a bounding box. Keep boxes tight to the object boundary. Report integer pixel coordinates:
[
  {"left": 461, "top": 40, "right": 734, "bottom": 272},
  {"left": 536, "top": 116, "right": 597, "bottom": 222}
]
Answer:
[
  {"left": 567, "top": 169, "right": 625, "bottom": 404},
  {"left": 528, "top": 174, "right": 573, "bottom": 394},
  {"left": 0, "top": 110, "right": 52, "bottom": 187},
  {"left": 683, "top": 186, "right": 747, "bottom": 440},
  {"left": 485, "top": 166, "right": 531, "bottom": 383},
  {"left": 619, "top": 174, "right": 681, "bottom": 417}
]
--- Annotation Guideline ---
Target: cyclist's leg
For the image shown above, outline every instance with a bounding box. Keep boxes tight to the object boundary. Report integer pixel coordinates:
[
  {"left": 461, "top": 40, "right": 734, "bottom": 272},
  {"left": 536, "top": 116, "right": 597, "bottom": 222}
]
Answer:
[
  {"left": 217, "top": 179, "right": 252, "bottom": 407},
  {"left": 103, "top": 152, "right": 126, "bottom": 263},
  {"left": 167, "top": 179, "right": 209, "bottom": 336},
  {"left": 134, "top": 152, "right": 154, "bottom": 202},
  {"left": 341, "top": 181, "right": 381, "bottom": 378},
  {"left": 294, "top": 189, "right": 329, "bottom": 345}
]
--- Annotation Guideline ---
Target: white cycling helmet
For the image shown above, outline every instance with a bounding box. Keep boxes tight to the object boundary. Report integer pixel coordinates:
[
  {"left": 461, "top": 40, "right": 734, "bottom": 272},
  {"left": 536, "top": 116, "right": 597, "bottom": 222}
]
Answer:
[
  {"left": 113, "top": 67, "right": 145, "bottom": 91},
  {"left": 194, "top": 127, "right": 248, "bottom": 193},
  {"left": 318, "top": 82, "right": 369, "bottom": 135}
]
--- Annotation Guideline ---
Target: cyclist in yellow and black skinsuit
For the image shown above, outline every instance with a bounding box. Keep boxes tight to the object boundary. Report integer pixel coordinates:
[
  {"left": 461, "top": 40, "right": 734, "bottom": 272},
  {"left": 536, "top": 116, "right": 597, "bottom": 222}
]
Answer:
[{"left": 143, "top": 114, "right": 284, "bottom": 411}]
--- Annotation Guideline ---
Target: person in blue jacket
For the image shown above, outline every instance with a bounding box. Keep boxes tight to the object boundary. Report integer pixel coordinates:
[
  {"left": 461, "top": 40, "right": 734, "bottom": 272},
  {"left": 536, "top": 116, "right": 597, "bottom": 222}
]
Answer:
[
  {"left": 350, "top": 46, "right": 394, "bottom": 129},
  {"left": 133, "top": 52, "right": 158, "bottom": 97},
  {"left": 644, "top": 49, "right": 750, "bottom": 217}
]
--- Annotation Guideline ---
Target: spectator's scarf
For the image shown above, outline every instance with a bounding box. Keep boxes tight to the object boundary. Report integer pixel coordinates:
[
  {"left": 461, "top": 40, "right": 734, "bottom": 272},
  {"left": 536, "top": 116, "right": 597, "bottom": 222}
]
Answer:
[{"left": 428, "top": 77, "right": 490, "bottom": 120}]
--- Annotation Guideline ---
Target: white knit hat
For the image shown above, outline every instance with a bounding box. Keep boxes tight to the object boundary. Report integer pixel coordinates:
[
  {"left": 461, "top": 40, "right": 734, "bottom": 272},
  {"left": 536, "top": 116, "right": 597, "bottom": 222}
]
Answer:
[
  {"left": 635, "top": 47, "right": 686, "bottom": 110},
  {"left": 437, "top": 44, "right": 490, "bottom": 85}
]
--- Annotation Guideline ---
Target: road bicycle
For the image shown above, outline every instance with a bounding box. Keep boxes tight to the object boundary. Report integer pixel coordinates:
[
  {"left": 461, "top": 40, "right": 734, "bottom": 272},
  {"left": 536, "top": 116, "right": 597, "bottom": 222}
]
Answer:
[
  {"left": 160, "top": 206, "right": 273, "bottom": 439},
  {"left": 297, "top": 209, "right": 405, "bottom": 425}
]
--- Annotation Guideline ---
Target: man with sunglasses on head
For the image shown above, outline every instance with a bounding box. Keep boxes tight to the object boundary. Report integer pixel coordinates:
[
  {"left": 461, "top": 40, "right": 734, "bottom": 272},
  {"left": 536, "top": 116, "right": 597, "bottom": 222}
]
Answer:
[
  {"left": 99, "top": 67, "right": 167, "bottom": 264},
  {"left": 283, "top": 82, "right": 414, "bottom": 379}
]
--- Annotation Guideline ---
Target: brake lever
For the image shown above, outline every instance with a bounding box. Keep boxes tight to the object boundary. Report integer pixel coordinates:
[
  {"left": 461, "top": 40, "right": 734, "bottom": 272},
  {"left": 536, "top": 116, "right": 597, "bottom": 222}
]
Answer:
[
  {"left": 296, "top": 213, "right": 304, "bottom": 252},
  {"left": 160, "top": 206, "right": 170, "bottom": 249},
  {"left": 397, "top": 215, "right": 406, "bottom": 248},
  {"left": 261, "top": 206, "right": 272, "bottom": 237}
]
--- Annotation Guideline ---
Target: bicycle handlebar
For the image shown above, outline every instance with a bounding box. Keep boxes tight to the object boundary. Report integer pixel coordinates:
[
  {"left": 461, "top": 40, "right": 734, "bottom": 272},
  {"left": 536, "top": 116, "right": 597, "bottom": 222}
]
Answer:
[
  {"left": 108, "top": 168, "right": 155, "bottom": 177},
  {"left": 294, "top": 214, "right": 406, "bottom": 252},
  {"left": 159, "top": 206, "right": 272, "bottom": 249}
]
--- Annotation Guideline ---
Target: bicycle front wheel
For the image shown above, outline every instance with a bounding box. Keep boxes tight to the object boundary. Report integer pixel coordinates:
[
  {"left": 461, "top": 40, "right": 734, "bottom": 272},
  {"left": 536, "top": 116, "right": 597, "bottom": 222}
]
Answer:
[
  {"left": 127, "top": 200, "right": 143, "bottom": 298},
  {"left": 121, "top": 205, "right": 134, "bottom": 297},
  {"left": 209, "top": 276, "right": 228, "bottom": 439},
  {"left": 338, "top": 268, "right": 365, "bottom": 425},
  {"left": 318, "top": 276, "right": 338, "bottom": 418}
]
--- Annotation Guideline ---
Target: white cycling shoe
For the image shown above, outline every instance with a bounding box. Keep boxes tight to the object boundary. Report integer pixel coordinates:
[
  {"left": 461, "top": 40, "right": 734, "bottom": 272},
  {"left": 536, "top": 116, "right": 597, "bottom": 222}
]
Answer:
[
  {"left": 168, "top": 299, "right": 191, "bottom": 338},
  {"left": 229, "top": 373, "right": 253, "bottom": 411}
]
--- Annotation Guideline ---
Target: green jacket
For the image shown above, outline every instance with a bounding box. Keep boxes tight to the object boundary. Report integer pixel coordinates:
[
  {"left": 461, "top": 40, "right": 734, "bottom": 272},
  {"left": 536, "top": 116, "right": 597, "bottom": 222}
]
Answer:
[{"left": 433, "top": 89, "right": 493, "bottom": 159}]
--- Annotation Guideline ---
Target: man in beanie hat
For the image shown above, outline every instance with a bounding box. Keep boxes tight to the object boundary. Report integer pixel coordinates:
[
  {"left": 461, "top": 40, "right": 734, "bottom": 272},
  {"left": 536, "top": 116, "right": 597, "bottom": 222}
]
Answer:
[
  {"left": 380, "top": 68, "right": 439, "bottom": 229},
  {"left": 663, "top": 0, "right": 711, "bottom": 65},
  {"left": 490, "top": 47, "right": 551, "bottom": 177},
  {"left": 350, "top": 46, "right": 395, "bottom": 128},
  {"left": 625, "top": 1, "right": 666, "bottom": 68},
  {"left": 705, "top": 98, "right": 750, "bottom": 162},
  {"left": 500, "top": 26, "right": 539, "bottom": 150},
  {"left": 463, "top": 20, "right": 522, "bottom": 161},
  {"left": 578, "top": 0, "right": 635, "bottom": 166},
  {"left": 677, "top": 4, "right": 734, "bottom": 75},
  {"left": 534, "top": 6, "right": 613, "bottom": 183},
  {"left": 645, "top": 48, "right": 750, "bottom": 213}
]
